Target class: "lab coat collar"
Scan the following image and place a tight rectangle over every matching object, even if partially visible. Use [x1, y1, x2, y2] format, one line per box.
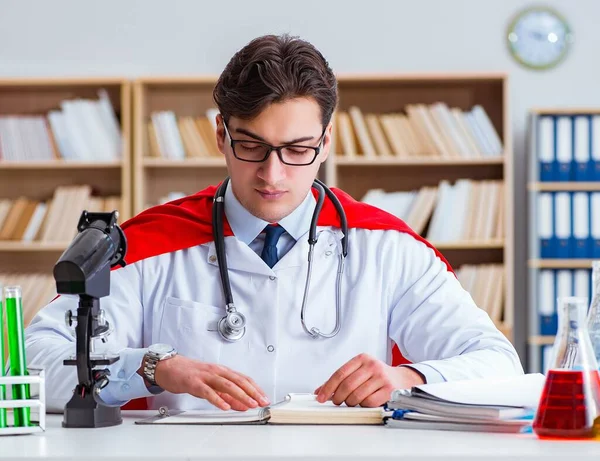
[224, 181, 316, 244]
[206, 227, 345, 274]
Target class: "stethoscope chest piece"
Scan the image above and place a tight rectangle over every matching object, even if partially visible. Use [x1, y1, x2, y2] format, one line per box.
[218, 310, 246, 342]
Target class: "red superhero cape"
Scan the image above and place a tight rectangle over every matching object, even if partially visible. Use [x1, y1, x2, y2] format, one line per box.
[118, 184, 454, 409]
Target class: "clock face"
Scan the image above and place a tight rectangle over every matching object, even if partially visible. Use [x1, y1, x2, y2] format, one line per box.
[507, 7, 573, 70]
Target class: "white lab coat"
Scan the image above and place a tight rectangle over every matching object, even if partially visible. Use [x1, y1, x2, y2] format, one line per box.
[26, 217, 523, 412]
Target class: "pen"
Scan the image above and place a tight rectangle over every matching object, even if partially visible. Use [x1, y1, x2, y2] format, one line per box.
[5, 286, 30, 427]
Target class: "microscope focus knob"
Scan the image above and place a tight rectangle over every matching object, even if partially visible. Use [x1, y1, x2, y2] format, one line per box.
[65, 310, 77, 328]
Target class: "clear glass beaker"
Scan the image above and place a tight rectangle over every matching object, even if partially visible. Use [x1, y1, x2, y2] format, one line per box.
[587, 261, 600, 366]
[533, 297, 600, 438]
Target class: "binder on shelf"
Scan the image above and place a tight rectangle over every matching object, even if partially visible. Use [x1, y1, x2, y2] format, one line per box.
[591, 192, 600, 258]
[572, 192, 590, 258]
[537, 192, 554, 258]
[592, 115, 600, 181]
[555, 115, 572, 182]
[537, 115, 555, 181]
[554, 192, 571, 259]
[574, 269, 591, 304]
[573, 115, 592, 182]
[538, 270, 557, 336]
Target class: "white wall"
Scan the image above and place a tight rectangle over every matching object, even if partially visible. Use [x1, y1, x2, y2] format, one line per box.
[1, 0, 598, 363]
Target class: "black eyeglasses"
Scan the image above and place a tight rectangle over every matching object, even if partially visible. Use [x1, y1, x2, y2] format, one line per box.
[223, 122, 325, 166]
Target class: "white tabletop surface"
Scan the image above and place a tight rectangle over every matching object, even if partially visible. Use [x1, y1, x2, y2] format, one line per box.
[0, 411, 599, 461]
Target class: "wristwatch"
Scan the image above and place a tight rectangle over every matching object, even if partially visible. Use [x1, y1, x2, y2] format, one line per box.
[143, 343, 177, 394]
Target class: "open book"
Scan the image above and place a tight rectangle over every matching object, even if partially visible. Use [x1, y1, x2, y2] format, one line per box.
[136, 393, 387, 425]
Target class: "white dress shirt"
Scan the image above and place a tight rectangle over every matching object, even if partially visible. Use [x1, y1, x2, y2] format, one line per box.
[25, 182, 524, 412]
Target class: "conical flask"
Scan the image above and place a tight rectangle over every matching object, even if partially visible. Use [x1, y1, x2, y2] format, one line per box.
[533, 297, 600, 438]
[587, 261, 600, 366]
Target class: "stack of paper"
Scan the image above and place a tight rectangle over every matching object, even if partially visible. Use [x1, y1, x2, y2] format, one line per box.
[385, 374, 546, 433]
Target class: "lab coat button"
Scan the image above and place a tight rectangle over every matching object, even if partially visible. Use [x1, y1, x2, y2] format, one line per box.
[267, 345, 275, 352]
[122, 384, 130, 391]
[209, 255, 217, 263]
[325, 250, 332, 256]
[269, 276, 276, 281]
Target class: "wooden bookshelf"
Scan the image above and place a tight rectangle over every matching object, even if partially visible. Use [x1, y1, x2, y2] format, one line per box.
[131, 73, 514, 342]
[0, 77, 131, 274]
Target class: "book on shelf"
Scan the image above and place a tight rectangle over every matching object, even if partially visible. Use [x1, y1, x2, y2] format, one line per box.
[333, 103, 502, 159]
[0, 89, 122, 163]
[455, 264, 504, 324]
[384, 374, 545, 433]
[136, 393, 386, 426]
[536, 113, 600, 182]
[0, 187, 122, 243]
[147, 109, 221, 159]
[360, 179, 504, 242]
[535, 268, 592, 337]
[536, 191, 600, 259]
[0, 272, 55, 327]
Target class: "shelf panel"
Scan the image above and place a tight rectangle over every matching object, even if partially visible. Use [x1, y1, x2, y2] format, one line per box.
[528, 259, 595, 269]
[528, 335, 555, 346]
[143, 157, 225, 168]
[0, 160, 122, 170]
[0, 242, 68, 252]
[430, 240, 504, 250]
[528, 182, 600, 192]
[335, 156, 504, 166]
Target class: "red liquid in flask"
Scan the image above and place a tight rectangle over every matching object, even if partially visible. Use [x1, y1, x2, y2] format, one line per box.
[533, 369, 600, 438]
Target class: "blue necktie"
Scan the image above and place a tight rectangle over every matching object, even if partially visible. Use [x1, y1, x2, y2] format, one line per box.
[261, 224, 285, 268]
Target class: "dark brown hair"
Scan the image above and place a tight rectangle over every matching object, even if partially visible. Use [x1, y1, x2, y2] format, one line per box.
[213, 34, 338, 128]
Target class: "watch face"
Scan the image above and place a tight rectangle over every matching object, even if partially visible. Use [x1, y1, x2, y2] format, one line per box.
[149, 343, 174, 356]
[507, 7, 573, 70]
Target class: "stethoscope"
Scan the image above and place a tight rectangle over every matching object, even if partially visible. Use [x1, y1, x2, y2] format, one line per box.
[212, 177, 349, 342]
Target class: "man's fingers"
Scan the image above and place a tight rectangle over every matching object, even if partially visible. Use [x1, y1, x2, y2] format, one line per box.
[330, 367, 371, 406]
[220, 371, 270, 406]
[344, 378, 386, 407]
[238, 372, 270, 401]
[218, 392, 251, 412]
[193, 384, 231, 411]
[316, 355, 365, 403]
[209, 375, 260, 408]
[358, 386, 392, 408]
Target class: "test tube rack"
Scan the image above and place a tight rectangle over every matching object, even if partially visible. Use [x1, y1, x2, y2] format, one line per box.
[0, 367, 45, 435]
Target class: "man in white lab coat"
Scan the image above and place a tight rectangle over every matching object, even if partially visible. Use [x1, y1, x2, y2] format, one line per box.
[25, 34, 523, 413]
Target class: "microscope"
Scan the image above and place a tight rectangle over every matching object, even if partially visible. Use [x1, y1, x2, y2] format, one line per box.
[53, 210, 127, 428]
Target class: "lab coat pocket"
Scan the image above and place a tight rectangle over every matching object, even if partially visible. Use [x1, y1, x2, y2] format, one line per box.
[159, 296, 223, 364]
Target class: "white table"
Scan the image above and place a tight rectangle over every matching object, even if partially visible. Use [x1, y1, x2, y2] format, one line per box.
[1, 411, 599, 461]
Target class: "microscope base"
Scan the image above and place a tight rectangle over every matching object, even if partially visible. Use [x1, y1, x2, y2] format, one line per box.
[62, 391, 122, 428]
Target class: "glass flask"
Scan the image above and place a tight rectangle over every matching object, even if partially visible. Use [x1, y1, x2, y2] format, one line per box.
[587, 261, 600, 366]
[533, 297, 600, 438]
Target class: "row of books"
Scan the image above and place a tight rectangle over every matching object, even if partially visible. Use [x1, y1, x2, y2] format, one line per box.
[0, 89, 122, 162]
[332, 103, 503, 159]
[0, 273, 55, 328]
[537, 191, 600, 259]
[535, 268, 592, 336]
[455, 264, 504, 324]
[537, 114, 600, 182]
[148, 109, 220, 159]
[361, 179, 504, 242]
[0, 186, 121, 243]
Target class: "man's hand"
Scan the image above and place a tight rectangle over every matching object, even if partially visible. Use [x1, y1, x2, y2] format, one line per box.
[150, 355, 270, 411]
[314, 353, 425, 407]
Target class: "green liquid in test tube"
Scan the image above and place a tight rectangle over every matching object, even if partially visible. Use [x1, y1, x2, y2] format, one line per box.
[5, 286, 30, 427]
[0, 284, 7, 428]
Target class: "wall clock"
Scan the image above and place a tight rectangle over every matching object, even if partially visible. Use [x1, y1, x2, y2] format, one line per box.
[507, 6, 573, 70]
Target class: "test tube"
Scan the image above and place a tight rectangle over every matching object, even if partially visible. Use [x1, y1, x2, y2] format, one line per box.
[5, 286, 30, 427]
[0, 284, 7, 428]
